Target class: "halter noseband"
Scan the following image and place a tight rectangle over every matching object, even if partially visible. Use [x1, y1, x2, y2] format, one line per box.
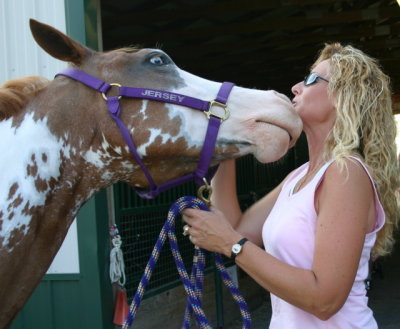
[56, 68, 235, 199]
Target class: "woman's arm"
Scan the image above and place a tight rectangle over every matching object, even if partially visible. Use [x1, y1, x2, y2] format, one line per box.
[209, 159, 286, 246]
[210, 159, 242, 228]
[183, 159, 374, 320]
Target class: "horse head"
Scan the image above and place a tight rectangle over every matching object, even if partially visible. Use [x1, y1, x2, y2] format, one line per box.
[29, 19, 302, 191]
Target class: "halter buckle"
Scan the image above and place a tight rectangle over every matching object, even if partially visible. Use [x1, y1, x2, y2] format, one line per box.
[102, 83, 122, 101]
[204, 100, 230, 121]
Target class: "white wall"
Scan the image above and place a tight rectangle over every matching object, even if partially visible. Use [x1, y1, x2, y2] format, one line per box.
[0, 0, 80, 274]
[0, 0, 67, 82]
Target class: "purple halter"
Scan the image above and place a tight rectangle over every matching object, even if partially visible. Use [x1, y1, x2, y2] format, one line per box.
[56, 68, 235, 199]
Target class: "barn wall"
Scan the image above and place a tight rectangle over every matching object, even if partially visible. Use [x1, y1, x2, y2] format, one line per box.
[0, 0, 67, 81]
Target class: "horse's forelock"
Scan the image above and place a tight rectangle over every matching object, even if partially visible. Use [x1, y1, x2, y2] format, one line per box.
[108, 46, 142, 54]
[0, 76, 50, 121]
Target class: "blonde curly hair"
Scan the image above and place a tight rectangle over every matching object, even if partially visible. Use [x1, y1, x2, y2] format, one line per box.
[312, 43, 399, 258]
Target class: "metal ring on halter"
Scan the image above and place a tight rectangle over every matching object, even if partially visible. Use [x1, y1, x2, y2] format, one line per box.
[197, 178, 213, 207]
[204, 100, 230, 121]
[102, 83, 122, 101]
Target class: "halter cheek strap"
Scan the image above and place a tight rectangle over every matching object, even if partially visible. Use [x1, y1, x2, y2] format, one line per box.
[56, 68, 235, 199]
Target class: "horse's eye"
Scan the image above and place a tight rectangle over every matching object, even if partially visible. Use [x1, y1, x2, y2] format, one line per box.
[149, 55, 168, 65]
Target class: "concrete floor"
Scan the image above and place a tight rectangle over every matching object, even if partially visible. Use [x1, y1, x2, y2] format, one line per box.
[226, 235, 400, 329]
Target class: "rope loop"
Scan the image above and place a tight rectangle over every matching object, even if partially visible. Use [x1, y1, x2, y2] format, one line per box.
[122, 196, 252, 329]
[110, 231, 126, 287]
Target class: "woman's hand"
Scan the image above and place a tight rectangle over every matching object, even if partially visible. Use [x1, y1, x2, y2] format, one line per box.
[181, 207, 243, 257]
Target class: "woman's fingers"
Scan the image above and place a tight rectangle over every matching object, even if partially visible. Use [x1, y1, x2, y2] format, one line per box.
[181, 209, 207, 227]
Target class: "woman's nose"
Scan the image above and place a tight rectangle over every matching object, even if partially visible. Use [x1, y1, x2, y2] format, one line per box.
[291, 81, 302, 95]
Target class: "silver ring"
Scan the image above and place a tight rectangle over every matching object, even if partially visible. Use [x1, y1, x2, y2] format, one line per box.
[183, 225, 190, 236]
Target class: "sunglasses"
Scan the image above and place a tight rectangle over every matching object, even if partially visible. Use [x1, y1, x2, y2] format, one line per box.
[304, 72, 329, 86]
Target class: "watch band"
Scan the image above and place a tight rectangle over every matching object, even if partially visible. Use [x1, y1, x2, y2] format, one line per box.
[230, 237, 249, 260]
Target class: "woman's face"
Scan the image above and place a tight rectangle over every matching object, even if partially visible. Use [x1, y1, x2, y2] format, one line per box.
[291, 59, 336, 130]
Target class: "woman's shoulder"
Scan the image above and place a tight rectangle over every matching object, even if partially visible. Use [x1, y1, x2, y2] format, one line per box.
[317, 155, 384, 233]
[322, 156, 371, 188]
[317, 156, 375, 211]
[324, 156, 373, 184]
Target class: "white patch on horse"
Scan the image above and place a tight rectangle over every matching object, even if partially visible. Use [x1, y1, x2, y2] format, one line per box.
[136, 128, 179, 156]
[82, 134, 123, 168]
[101, 171, 111, 180]
[121, 161, 135, 170]
[0, 112, 67, 250]
[113, 146, 123, 155]
[168, 69, 222, 148]
[139, 100, 149, 120]
[83, 148, 106, 168]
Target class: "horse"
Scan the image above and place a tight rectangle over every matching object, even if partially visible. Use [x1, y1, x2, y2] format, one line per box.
[0, 19, 302, 328]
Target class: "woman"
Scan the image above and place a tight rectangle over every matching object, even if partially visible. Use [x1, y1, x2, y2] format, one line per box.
[182, 43, 399, 328]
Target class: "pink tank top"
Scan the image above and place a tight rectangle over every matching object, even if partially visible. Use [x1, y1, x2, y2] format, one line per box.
[262, 157, 385, 329]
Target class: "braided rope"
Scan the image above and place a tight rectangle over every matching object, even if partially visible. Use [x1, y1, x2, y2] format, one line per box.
[168, 198, 211, 328]
[182, 246, 206, 328]
[122, 196, 252, 329]
[214, 253, 252, 328]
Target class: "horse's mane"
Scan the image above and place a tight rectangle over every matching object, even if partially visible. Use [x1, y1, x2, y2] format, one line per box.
[0, 76, 50, 121]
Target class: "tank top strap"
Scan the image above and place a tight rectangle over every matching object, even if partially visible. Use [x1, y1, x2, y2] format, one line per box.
[313, 159, 335, 187]
[284, 162, 309, 188]
[347, 156, 385, 232]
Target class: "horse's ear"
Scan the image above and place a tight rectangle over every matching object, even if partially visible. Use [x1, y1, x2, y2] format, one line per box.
[29, 19, 91, 65]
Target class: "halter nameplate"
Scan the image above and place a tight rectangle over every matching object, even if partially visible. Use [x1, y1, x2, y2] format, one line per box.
[140, 89, 186, 103]
[55, 67, 235, 198]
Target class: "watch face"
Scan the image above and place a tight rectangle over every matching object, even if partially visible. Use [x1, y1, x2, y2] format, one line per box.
[232, 244, 241, 254]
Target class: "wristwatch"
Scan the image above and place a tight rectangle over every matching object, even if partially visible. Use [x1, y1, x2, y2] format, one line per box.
[230, 237, 249, 260]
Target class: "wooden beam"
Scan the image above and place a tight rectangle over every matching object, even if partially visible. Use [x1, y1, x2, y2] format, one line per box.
[102, 6, 400, 45]
[102, 1, 282, 30]
[147, 24, 400, 65]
